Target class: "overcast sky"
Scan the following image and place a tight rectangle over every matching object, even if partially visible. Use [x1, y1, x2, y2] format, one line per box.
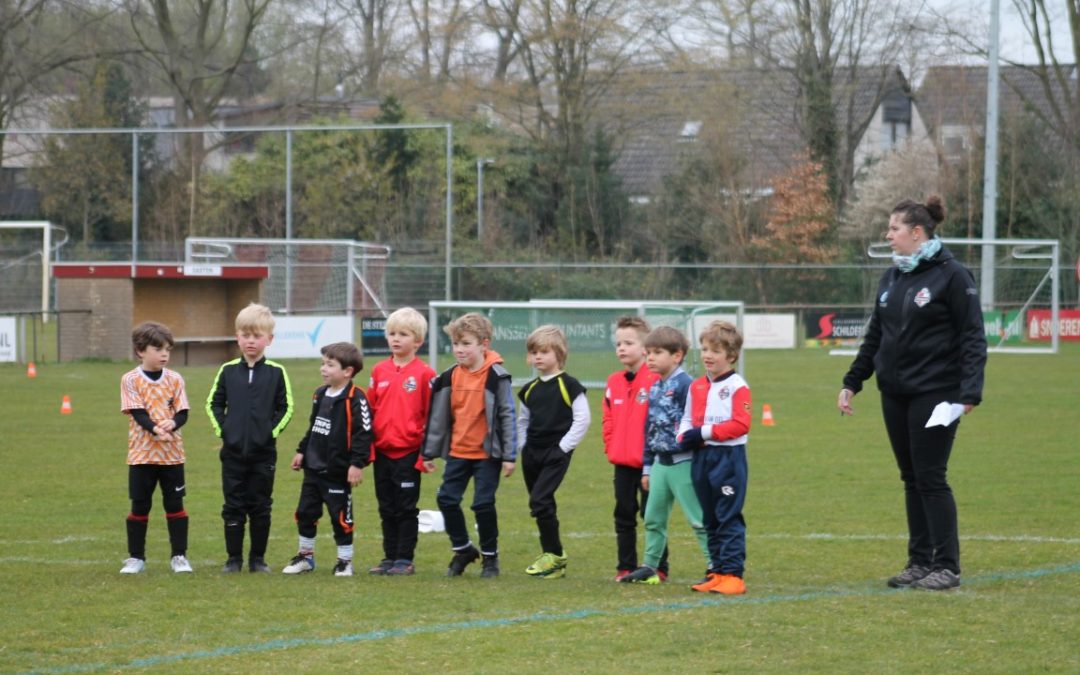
[930, 0, 1074, 63]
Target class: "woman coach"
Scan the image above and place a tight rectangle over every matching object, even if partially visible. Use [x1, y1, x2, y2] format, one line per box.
[837, 195, 987, 591]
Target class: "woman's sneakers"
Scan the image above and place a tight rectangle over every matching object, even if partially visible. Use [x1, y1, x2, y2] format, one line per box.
[911, 568, 960, 591]
[119, 558, 146, 574]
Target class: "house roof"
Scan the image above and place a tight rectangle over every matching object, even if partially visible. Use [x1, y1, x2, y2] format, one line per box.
[917, 64, 1078, 133]
[595, 65, 910, 196]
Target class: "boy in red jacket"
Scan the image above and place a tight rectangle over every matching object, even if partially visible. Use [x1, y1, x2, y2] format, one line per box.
[602, 316, 664, 581]
[365, 307, 436, 576]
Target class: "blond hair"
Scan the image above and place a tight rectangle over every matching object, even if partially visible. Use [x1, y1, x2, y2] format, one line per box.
[526, 324, 569, 368]
[699, 320, 743, 363]
[445, 312, 493, 343]
[386, 307, 428, 343]
[235, 302, 275, 334]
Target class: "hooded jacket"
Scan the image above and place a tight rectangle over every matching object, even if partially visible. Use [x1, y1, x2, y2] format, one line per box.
[843, 245, 987, 405]
[421, 351, 517, 462]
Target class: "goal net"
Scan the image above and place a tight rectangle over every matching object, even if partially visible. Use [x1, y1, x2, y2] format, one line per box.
[0, 222, 63, 315]
[428, 299, 745, 387]
[185, 237, 392, 316]
[838, 237, 1060, 355]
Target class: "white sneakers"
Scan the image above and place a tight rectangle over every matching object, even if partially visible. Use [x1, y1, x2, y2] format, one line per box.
[282, 554, 315, 574]
[333, 560, 354, 577]
[120, 556, 194, 574]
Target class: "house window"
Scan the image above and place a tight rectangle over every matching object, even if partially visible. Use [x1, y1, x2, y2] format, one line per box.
[679, 120, 702, 142]
[940, 125, 970, 161]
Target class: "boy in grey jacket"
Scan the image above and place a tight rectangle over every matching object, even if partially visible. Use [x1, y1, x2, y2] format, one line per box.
[422, 313, 517, 578]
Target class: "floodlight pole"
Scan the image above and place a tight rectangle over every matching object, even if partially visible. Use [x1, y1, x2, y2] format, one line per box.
[285, 129, 293, 314]
[131, 133, 139, 275]
[980, 0, 1001, 310]
[445, 125, 454, 301]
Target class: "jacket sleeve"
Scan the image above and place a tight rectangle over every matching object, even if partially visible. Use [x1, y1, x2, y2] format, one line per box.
[365, 368, 382, 413]
[495, 374, 518, 461]
[421, 373, 449, 460]
[205, 363, 228, 437]
[843, 306, 882, 394]
[707, 386, 752, 442]
[601, 382, 614, 450]
[350, 391, 375, 468]
[270, 367, 294, 439]
[294, 393, 320, 466]
[949, 266, 988, 405]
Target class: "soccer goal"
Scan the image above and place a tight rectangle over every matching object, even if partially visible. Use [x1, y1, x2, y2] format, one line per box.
[835, 237, 1061, 356]
[185, 237, 392, 317]
[0, 221, 67, 318]
[428, 299, 745, 387]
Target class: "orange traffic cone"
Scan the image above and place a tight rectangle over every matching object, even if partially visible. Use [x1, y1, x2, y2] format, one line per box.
[27, 362, 37, 378]
[60, 395, 73, 415]
[761, 404, 775, 426]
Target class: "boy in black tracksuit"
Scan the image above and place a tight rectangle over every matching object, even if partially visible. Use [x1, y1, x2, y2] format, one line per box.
[283, 342, 373, 577]
[206, 303, 294, 573]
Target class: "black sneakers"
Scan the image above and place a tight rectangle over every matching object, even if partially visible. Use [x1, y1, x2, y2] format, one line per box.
[221, 557, 243, 574]
[248, 557, 271, 574]
[446, 544, 480, 576]
[886, 564, 931, 588]
[480, 554, 500, 578]
[911, 569, 961, 591]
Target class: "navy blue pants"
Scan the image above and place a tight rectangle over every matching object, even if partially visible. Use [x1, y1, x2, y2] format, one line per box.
[880, 389, 961, 574]
[436, 457, 502, 554]
[691, 445, 747, 577]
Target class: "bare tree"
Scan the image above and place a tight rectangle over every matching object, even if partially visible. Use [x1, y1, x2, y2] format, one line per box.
[405, 0, 469, 84]
[1011, 0, 1079, 151]
[334, 0, 401, 94]
[480, 0, 524, 83]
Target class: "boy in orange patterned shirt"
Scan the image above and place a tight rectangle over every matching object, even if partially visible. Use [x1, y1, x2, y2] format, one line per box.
[119, 322, 192, 574]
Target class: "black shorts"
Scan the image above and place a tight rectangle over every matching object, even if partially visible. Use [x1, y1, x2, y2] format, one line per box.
[128, 464, 186, 512]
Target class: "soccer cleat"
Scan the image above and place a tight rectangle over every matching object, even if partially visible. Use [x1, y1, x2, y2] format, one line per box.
[656, 569, 668, 583]
[708, 574, 746, 595]
[333, 560, 354, 577]
[614, 569, 632, 582]
[525, 552, 568, 578]
[691, 572, 724, 592]
[620, 565, 660, 584]
[170, 555, 193, 573]
[368, 559, 393, 575]
[248, 557, 271, 574]
[910, 568, 960, 591]
[221, 557, 243, 574]
[386, 561, 415, 576]
[120, 558, 146, 574]
[480, 554, 500, 578]
[446, 544, 480, 577]
[887, 564, 932, 588]
[282, 554, 315, 574]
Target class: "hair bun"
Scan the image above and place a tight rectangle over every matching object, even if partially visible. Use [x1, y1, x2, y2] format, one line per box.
[924, 195, 945, 223]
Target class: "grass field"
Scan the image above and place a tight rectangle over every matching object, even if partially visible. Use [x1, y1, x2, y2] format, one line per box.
[2, 346, 1079, 673]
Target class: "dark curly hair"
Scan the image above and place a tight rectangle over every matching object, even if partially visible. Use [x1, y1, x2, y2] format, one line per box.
[892, 195, 946, 238]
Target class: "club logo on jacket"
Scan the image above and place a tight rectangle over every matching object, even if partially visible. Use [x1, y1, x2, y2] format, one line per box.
[403, 376, 417, 393]
[717, 387, 730, 400]
[635, 389, 649, 404]
[914, 287, 932, 308]
[879, 290, 889, 306]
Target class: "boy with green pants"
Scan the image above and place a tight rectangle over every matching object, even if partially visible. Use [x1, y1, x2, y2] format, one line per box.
[621, 326, 710, 584]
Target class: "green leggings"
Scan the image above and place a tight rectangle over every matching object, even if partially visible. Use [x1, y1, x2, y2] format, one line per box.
[643, 461, 711, 570]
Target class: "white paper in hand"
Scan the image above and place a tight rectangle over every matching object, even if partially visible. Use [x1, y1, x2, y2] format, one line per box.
[925, 402, 965, 428]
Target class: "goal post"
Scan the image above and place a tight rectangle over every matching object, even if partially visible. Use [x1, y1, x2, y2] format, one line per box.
[835, 237, 1060, 356]
[428, 299, 746, 387]
[0, 221, 61, 320]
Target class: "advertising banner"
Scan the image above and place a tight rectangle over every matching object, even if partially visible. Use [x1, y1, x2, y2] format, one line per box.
[265, 316, 354, 359]
[804, 312, 866, 347]
[982, 310, 1024, 343]
[0, 317, 16, 362]
[1026, 309, 1080, 341]
[361, 317, 392, 356]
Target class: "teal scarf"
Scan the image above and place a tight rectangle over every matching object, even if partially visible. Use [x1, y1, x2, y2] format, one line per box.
[893, 237, 942, 273]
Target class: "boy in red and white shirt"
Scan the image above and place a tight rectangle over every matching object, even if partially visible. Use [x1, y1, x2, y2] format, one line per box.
[678, 320, 751, 595]
[119, 321, 191, 575]
[365, 307, 436, 576]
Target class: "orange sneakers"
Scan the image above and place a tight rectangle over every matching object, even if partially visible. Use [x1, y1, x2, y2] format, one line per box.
[691, 573, 724, 592]
[709, 574, 746, 595]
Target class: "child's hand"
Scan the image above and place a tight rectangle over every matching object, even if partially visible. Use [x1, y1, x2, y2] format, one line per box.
[678, 427, 704, 450]
[421, 460, 438, 474]
[152, 425, 174, 442]
[158, 418, 177, 432]
[290, 452, 304, 471]
[502, 461, 516, 478]
[641, 475, 650, 491]
[347, 466, 363, 487]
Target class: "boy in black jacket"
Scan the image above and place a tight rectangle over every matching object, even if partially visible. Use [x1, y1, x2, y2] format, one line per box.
[206, 303, 294, 573]
[283, 342, 373, 576]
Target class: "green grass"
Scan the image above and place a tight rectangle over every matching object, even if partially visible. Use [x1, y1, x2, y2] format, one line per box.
[2, 346, 1079, 673]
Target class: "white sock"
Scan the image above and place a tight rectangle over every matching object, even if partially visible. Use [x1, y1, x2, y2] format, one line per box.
[298, 536, 316, 555]
[337, 544, 353, 562]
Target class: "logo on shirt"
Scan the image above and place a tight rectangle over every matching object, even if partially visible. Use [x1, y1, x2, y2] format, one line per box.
[717, 387, 730, 400]
[635, 389, 649, 404]
[312, 416, 332, 436]
[403, 376, 417, 393]
[879, 290, 889, 306]
[721, 485, 736, 496]
[914, 287, 932, 308]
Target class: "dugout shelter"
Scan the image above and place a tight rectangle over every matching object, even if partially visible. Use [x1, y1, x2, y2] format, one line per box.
[53, 263, 267, 364]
